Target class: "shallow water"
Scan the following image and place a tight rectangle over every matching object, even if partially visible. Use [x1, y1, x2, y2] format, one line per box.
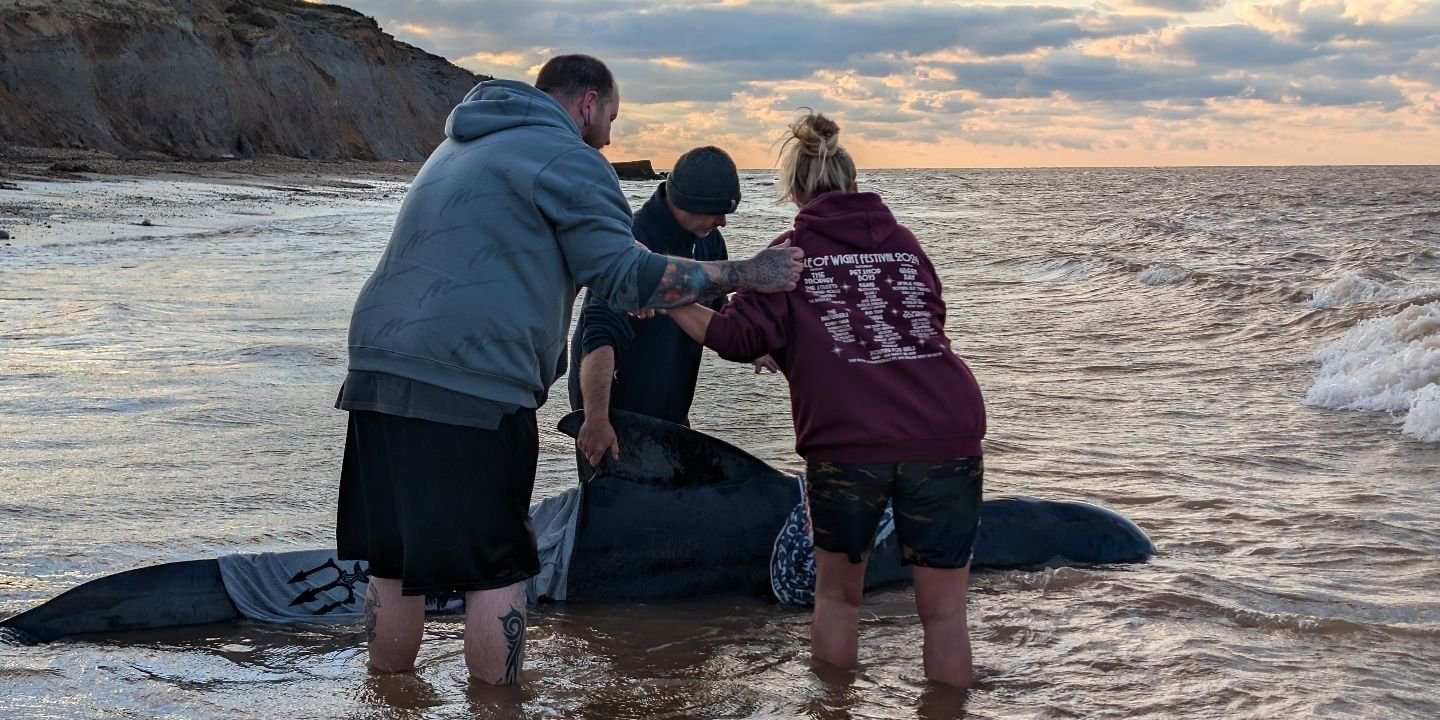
[2, 167, 1439, 718]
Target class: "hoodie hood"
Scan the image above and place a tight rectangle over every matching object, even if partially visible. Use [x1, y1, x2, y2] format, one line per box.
[445, 79, 580, 143]
[793, 191, 898, 251]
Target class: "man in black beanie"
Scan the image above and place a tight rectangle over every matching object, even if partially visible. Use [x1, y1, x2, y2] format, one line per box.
[569, 146, 772, 471]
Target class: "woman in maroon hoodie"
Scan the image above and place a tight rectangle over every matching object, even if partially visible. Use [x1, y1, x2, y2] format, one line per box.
[667, 113, 987, 687]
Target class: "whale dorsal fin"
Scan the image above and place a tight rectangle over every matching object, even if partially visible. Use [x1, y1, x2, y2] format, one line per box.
[558, 409, 791, 488]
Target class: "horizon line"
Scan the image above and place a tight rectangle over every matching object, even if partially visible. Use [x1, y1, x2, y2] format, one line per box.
[663, 163, 1440, 173]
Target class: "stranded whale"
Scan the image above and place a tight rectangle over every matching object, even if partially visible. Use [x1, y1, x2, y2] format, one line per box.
[1, 410, 1154, 643]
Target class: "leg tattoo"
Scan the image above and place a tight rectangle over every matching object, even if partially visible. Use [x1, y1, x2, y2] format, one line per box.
[362, 584, 381, 644]
[499, 598, 526, 684]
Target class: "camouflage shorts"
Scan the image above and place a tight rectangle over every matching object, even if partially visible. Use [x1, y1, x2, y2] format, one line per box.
[805, 456, 983, 568]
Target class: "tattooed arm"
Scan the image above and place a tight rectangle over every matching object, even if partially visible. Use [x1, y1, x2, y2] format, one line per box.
[641, 245, 804, 309]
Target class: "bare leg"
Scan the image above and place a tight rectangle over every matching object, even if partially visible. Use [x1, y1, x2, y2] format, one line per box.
[463, 582, 527, 685]
[364, 577, 426, 674]
[811, 548, 868, 670]
[912, 565, 973, 687]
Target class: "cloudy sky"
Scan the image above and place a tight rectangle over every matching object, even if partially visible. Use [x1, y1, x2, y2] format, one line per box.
[331, 0, 1439, 168]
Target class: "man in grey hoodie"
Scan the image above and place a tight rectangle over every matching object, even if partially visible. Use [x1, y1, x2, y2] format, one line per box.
[333, 54, 803, 686]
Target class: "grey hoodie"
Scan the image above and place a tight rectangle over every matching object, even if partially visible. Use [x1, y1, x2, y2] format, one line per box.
[346, 80, 665, 408]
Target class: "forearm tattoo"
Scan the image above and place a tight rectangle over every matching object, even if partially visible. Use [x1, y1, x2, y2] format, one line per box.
[499, 599, 526, 685]
[646, 259, 726, 308]
[646, 248, 796, 308]
[362, 585, 380, 644]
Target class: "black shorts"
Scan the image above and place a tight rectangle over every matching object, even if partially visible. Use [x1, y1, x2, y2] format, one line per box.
[806, 456, 983, 568]
[336, 409, 540, 595]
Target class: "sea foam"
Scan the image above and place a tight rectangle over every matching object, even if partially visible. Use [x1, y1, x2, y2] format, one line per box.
[1306, 301, 1440, 442]
[1306, 273, 1440, 309]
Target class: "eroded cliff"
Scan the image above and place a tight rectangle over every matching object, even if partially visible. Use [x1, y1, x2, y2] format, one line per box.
[0, 0, 487, 160]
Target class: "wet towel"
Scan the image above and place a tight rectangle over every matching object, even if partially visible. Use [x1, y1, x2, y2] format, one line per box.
[216, 549, 393, 623]
[770, 474, 896, 606]
[216, 489, 583, 623]
[526, 485, 583, 602]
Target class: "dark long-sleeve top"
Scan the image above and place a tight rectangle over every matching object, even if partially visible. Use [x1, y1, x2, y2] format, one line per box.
[567, 182, 728, 426]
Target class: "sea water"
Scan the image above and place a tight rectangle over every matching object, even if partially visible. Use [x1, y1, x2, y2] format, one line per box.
[2, 166, 1438, 718]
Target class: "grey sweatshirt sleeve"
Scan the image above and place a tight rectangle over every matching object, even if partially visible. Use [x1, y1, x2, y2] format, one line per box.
[534, 147, 668, 313]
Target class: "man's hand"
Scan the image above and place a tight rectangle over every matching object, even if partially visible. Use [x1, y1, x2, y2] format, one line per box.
[578, 415, 620, 467]
[741, 245, 804, 293]
[643, 245, 804, 308]
[752, 355, 780, 374]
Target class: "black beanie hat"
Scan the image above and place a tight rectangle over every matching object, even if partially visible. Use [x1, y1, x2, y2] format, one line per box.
[667, 146, 741, 215]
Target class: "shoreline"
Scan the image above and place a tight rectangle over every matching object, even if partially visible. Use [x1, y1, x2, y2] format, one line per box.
[0, 146, 423, 184]
[0, 147, 417, 247]
[0, 146, 674, 246]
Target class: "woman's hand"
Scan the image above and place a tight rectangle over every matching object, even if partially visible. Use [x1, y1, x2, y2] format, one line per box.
[752, 355, 780, 374]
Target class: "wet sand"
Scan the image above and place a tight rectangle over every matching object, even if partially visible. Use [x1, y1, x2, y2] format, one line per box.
[0, 147, 419, 247]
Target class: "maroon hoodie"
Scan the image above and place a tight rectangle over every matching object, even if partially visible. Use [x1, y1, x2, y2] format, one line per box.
[704, 191, 986, 464]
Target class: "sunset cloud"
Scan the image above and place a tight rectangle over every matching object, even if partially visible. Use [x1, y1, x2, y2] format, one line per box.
[329, 0, 1440, 167]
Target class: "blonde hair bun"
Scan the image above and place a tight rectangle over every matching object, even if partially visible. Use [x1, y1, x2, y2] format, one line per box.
[790, 113, 842, 157]
[777, 110, 856, 206]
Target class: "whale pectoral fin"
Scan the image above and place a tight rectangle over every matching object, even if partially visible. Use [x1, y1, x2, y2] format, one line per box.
[973, 497, 1156, 569]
